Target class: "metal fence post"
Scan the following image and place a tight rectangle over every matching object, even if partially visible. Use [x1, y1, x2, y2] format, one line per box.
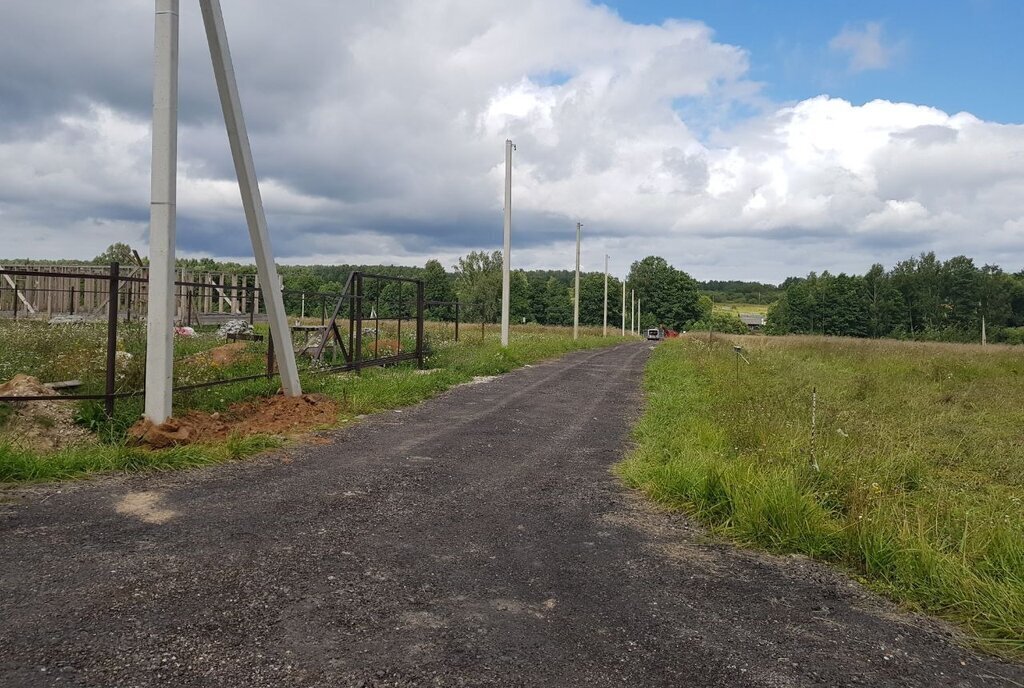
[396, 286, 403, 352]
[354, 273, 363, 373]
[12, 282, 18, 320]
[70, 286, 75, 315]
[266, 331, 275, 379]
[105, 263, 121, 417]
[455, 302, 460, 342]
[348, 274, 356, 364]
[416, 279, 425, 369]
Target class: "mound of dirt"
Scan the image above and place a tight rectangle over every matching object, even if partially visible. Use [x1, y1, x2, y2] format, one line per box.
[0, 374, 52, 397]
[128, 393, 339, 449]
[184, 342, 253, 368]
[0, 375, 95, 453]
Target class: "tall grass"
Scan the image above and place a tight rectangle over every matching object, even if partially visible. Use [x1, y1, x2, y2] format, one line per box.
[0, 324, 628, 483]
[619, 335, 1024, 656]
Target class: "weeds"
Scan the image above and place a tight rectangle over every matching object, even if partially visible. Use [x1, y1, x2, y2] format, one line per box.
[620, 335, 1024, 656]
[1, 324, 625, 483]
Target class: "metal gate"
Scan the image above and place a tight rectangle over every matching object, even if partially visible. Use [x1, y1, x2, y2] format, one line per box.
[310, 271, 425, 372]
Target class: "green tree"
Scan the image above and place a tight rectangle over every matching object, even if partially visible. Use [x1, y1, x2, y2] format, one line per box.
[575, 273, 624, 327]
[697, 294, 714, 321]
[423, 259, 455, 320]
[864, 264, 905, 337]
[542, 277, 572, 325]
[626, 256, 702, 331]
[510, 270, 532, 323]
[940, 255, 981, 332]
[93, 242, 135, 265]
[454, 250, 502, 323]
[423, 259, 454, 303]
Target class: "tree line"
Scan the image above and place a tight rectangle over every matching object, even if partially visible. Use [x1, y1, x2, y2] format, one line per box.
[275, 251, 723, 330]
[7, 242, 748, 330]
[767, 252, 1024, 344]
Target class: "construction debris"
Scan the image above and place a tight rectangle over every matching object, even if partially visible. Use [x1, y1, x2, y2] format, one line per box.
[216, 319, 254, 339]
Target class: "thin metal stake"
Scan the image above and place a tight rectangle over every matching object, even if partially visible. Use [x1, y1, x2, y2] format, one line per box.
[104, 263, 121, 417]
[810, 386, 819, 472]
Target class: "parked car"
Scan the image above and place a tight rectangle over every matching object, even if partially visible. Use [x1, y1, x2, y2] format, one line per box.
[646, 327, 663, 341]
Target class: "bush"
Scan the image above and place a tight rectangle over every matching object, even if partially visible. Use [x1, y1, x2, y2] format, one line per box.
[689, 311, 747, 335]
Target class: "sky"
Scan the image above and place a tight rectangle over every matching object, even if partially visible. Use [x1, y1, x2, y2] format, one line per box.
[0, 1, 1022, 283]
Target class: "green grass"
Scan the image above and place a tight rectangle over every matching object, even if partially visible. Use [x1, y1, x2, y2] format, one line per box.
[619, 334, 1024, 656]
[0, 435, 284, 483]
[0, 324, 627, 483]
[713, 302, 770, 316]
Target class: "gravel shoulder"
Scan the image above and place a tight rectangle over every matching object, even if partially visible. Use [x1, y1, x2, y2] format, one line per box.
[1, 342, 1022, 687]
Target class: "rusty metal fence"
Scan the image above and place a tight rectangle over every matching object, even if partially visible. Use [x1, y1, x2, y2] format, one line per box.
[0, 265, 458, 417]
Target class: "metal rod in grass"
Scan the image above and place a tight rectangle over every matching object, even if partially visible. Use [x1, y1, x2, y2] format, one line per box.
[732, 345, 749, 381]
[810, 386, 819, 472]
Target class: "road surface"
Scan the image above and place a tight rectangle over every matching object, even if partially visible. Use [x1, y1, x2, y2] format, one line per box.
[1, 342, 1021, 686]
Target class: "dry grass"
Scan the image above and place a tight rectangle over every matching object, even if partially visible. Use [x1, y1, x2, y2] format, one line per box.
[620, 333, 1024, 656]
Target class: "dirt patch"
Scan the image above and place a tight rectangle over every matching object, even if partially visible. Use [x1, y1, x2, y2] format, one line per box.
[114, 491, 178, 524]
[128, 393, 339, 449]
[463, 375, 497, 386]
[184, 342, 253, 368]
[0, 374, 95, 453]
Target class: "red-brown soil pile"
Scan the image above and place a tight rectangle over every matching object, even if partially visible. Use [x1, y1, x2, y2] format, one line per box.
[128, 393, 339, 449]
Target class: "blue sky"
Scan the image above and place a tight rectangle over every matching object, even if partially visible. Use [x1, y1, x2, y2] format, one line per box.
[607, 0, 1023, 124]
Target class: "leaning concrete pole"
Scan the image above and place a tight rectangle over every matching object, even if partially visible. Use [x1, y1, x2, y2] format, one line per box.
[573, 222, 582, 340]
[144, 0, 180, 424]
[500, 139, 513, 347]
[602, 254, 608, 337]
[200, 0, 300, 395]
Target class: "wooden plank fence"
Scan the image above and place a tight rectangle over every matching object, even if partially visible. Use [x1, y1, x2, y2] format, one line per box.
[0, 264, 276, 322]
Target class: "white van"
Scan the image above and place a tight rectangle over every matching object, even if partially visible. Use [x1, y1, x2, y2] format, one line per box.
[646, 328, 662, 341]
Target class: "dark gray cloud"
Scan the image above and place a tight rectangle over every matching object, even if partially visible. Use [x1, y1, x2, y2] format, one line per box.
[0, 2, 1022, 281]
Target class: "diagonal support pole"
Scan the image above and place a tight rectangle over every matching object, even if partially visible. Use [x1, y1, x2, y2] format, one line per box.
[200, 0, 300, 396]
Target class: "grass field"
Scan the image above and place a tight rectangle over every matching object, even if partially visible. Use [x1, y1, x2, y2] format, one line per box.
[712, 302, 771, 316]
[0, 320, 628, 483]
[620, 334, 1024, 656]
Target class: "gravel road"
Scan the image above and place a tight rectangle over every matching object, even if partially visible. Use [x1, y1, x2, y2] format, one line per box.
[1, 342, 1021, 687]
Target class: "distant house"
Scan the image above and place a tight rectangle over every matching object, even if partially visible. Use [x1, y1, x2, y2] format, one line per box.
[739, 313, 764, 332]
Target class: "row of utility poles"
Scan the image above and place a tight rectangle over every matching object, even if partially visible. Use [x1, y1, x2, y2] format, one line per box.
[501, 139, 643, 345]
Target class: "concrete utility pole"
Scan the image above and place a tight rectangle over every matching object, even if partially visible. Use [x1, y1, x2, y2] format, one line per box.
[638, 298, 641, 334]
[501, 139, 514, 347]
[144, 0, 180, 424]
[200, 0, 301, 397]
[621, 280, 626, 336]
[573, 222, 582, 340]
[603, 254, 608, 337]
